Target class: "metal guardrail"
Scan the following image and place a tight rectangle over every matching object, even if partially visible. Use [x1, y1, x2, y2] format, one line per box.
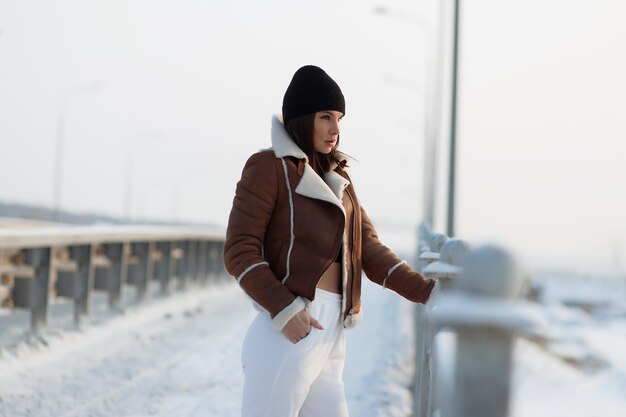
[412, 223, 547, 417]
[0, 225, 226, 333]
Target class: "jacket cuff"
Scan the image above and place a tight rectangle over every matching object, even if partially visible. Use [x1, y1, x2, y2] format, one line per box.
[386, 261, 436, 304]
[271, 296, 307, 331]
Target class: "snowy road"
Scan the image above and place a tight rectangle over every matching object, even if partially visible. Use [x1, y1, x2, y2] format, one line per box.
[0, 279, 416, 417]
[0, 283, 254, 417]
[2, 276, 625, 417]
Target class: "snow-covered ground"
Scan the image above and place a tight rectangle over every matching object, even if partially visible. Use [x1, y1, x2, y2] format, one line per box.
[0, 277, 417, 417]
[1, 273, 625, 417]
[512, 275, 626, 417]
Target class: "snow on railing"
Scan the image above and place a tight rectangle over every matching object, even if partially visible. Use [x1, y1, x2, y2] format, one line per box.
[412, 223, 548, 417]
[0, 225, 226, 333]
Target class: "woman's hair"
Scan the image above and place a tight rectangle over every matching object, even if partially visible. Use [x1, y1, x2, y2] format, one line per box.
[284, 113, 345, 175]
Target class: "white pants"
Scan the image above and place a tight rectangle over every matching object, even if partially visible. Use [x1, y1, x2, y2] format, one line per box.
[241, 288, 349, 417]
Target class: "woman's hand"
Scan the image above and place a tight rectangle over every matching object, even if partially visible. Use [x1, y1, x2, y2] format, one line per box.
[282, 309, 324, 344]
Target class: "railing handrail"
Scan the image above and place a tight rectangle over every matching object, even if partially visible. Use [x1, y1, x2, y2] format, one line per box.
[412, 222, 548, 417]
[0, 224, 225, 249]
[0, 224, 227, 333]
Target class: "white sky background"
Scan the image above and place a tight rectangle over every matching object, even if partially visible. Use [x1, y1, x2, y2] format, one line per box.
[0, 0, 624, 275]
[454, 1, 626, 275]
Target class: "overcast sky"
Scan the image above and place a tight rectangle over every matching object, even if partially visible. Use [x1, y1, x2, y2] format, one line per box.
[0, 0, 624, 276]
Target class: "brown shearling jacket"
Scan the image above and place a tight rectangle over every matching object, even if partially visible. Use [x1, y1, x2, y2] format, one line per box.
[223, 115, 435, 330]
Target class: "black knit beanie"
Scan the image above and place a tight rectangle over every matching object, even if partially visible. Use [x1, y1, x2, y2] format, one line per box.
[282, 65, 345, 124]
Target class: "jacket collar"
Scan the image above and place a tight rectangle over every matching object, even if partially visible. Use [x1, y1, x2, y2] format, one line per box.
[270, 114, 350, 214]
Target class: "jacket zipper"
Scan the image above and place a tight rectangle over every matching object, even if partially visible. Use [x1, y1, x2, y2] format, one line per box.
[345, 187, 358, 319]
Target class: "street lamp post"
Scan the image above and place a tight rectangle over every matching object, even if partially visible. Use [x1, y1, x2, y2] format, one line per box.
[124, 146, 135, 221]
[375, 1, 462, 238]
[447, 0, 461, 238]
[373, 5, 445, 230]
[53, 81, 100, 222]
[123, 133, 162, 222]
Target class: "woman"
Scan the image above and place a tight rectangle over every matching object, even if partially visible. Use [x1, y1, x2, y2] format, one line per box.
[223, 65, 435, 417]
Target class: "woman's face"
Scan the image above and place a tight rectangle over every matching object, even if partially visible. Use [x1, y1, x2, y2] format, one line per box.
[313, 110, 343, 154]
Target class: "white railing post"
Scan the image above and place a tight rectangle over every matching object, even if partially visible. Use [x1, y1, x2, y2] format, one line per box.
[24, 247, 52, 333]
[432, 245, 545, 417]
[412, 223, 441, 417]
[414, 225, 472, 417]
[416, 235, 469, 417]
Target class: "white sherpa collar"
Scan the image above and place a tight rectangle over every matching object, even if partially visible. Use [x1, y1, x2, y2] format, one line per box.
[270, 114, 350, 213]
[271, 114, 308, 160]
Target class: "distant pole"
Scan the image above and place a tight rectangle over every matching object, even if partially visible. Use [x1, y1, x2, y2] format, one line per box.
[123, 147, 135, 221]
[124, 132, 162, 222]
[53, 104, 67, 222]
[447, 0, 461, 237]
[424, 0, 447, 230]
[422, 8, 435, 230]
[171, 179, 180, 222]
[372, 4, 438, 231]
[53, 81, 100, 222]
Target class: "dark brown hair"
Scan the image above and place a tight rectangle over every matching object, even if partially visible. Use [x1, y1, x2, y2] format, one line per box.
[284, 113, 346, 175]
